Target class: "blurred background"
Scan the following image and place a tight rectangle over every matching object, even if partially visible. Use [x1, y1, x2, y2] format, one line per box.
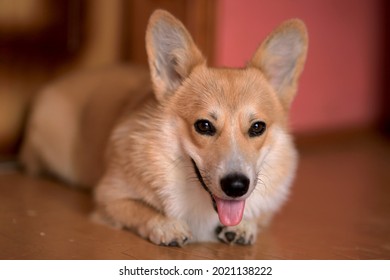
[0, 0, 389, 157]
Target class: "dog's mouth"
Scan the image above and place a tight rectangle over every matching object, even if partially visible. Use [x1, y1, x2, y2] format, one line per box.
[191, 159, 246, 226]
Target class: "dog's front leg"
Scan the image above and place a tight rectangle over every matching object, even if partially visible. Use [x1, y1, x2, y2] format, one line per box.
[216, 212, 274, 245]
[216, 219, 258, 245]
[96, 199, 192, 247]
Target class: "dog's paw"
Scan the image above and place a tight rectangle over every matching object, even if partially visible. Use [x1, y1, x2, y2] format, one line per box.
[141, 216, 192, 247]
[216, 221, 257, 245]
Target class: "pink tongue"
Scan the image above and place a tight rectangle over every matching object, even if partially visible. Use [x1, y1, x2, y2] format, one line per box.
[214, 197, 246, 226]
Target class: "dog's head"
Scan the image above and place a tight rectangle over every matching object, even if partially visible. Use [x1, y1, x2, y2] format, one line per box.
[146, 10, 308, 226]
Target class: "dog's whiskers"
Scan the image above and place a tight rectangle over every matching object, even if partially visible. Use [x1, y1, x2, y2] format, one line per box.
[255, 161, 271, 191]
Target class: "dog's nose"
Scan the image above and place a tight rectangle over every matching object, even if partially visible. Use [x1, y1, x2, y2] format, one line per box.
[220, 173, 250, 198]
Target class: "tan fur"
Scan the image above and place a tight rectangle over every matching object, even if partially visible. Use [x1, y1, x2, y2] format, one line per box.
[20, 10, 308, 246]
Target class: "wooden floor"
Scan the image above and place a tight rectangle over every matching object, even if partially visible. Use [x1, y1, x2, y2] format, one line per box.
[1, 131, 389, 260]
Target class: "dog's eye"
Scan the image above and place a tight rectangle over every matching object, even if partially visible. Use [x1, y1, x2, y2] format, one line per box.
[194, 119, 216, 136]
[248, 121, 266, 137]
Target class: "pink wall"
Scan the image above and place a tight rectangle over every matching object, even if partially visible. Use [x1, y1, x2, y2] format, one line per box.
[214, 0, 383, 133]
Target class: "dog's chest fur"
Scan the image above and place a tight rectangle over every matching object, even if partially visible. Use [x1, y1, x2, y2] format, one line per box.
[160, 156, 221, 242]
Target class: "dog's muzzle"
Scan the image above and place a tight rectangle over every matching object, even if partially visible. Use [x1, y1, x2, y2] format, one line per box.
[191, 158, 217, 212]
[191, 158, 248, 226]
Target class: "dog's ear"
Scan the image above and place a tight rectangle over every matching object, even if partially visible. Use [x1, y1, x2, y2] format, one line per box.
[146, 10, 205, 102]
[249, 19, 308, 110]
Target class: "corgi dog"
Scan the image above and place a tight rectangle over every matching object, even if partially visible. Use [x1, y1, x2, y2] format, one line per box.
[20, 10, 308, 246]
